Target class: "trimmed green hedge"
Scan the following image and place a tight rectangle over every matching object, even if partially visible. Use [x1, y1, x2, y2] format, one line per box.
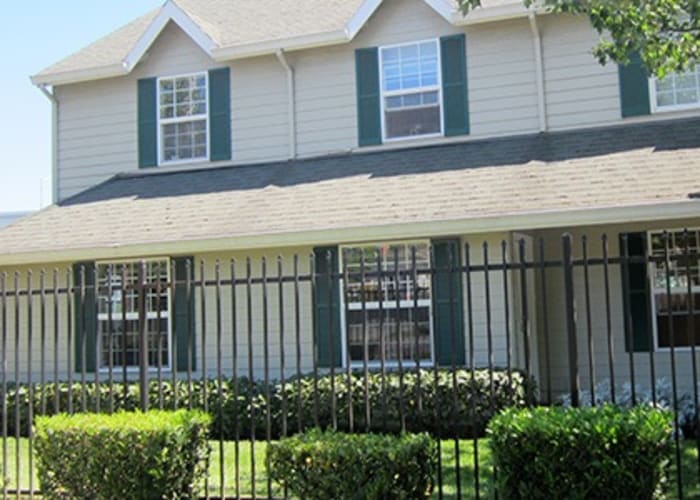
[4, 368, 534, 439]
[34, 410, 211, 500]
[488, 405, 673, 499]
[268, 429, 436, 499]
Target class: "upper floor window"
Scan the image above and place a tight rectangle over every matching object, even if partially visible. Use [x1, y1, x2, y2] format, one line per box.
[380, 40, 442, 141]
[158, 73, 208, 164]
[651, 66, 700, 112]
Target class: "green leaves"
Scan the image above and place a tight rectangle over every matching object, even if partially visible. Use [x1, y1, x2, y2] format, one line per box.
[456, 0, 700, 78]
[488, 405, 674, 499]
[267, 430, 437, 500]
[34, 410, 211, 500]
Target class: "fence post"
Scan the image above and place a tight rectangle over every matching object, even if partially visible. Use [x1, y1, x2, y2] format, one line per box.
[138, 260, 149, 412]
[562, 234, 580, 407]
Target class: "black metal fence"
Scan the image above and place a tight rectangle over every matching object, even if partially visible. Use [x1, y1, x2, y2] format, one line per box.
[0, 230, 699, 498]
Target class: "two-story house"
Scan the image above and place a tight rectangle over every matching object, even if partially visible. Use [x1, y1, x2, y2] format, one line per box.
[1, 0, 699, 399]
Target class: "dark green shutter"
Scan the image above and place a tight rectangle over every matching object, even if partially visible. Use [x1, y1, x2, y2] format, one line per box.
[431, 239, 466, 366]
[620, 233, 652, 352]
[314, 247, 342, 368]
[73, 262, 97, 373]
[355, 47, 382, 147]
[441, 34, 470, 136]
[173, 256, 196, 372]
[208, 67, 232, 162]
[618, 52, 651, 118]
[137, 78, 158, 168]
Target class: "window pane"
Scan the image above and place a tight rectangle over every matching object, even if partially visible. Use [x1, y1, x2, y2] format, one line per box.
[655, 66, 700, 108]
[161, 120, 207, 162]
[385, 105, 440, 138]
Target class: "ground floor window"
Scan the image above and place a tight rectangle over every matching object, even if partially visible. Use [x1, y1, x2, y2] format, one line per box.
[341, 242, 433, 365]
[650, 230, 700, 348]
[97, 259, 171, 369]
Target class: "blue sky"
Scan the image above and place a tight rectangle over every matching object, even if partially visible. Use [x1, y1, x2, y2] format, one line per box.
[0, 1, 164, 212]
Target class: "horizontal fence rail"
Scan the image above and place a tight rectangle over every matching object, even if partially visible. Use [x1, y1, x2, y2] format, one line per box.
[0, 231, 698, 498]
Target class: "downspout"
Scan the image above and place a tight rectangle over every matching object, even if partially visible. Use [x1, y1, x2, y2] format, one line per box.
[529, 12, 547, 132]
[275, 49, 297, 159]
[36, 84, 59, 205]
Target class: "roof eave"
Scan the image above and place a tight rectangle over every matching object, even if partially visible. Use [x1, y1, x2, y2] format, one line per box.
[1, 201, 698, 267]
[30, 63, 130, 87]
[211, 30, 351, 62]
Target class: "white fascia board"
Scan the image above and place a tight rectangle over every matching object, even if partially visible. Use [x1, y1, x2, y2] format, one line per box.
[212, 30, 350, 61]
[455, 2, 543, 26]
[30, 63, 129, 86]
[123, 1, 217, 72]
[346, 0, 384, 39]
[1, 202, 699, 267]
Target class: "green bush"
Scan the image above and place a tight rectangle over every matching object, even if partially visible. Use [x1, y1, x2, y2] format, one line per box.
[267, 429, 437, 499]
[5, 368, 534, 440]
[34, 409, 211, 500]
[488, 405, 673, 499]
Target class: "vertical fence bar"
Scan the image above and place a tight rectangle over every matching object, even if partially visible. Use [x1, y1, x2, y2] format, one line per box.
[155, 263, 164, 409]
[562, 234, 580, 407]
[377, 250, 387, 432]
[464, 243, 479, 499]
[262, 257, 273, 500]
[278, 256, 288, 442]
[230, 259, 241, 499]
[66, 268, 73, 415]
[483, 243, 495, 405]
[26, 272, 34, 499]
[79, 266, 87, 413]
[430, 244, 443, 500]
[619, 234, 637, 405]
[582, 236, 595, 402]
[538, 238, 552, 404]
[294, 256, 303, 434]
[92, 266, 99, 414]
[215, 261, 225, 499]
[246, 257, 256, 499]
[106, 265, 115, 413]
[170, 261, 178, 410]
[1, 272, 6, 500]
[52, 270, 60, 415]
[13, 272, 20, 500]
[683, 229, 700, 483]
[411, 246, 422, 420]
[447, 244, 461, 498]
[138, 261, 149, 412]
[120, 266, 128, 397]
[40, 271, 47, 417]
[394, 248, 406, 434]
[501, 241, 512, 387]
[342, 253, 356, 432]
[360, 251, 369, 433]
[310, 253, 319, 428]
[662, 232, 683, 499]
[518, 239, 531, 404]
[185, 259, 193, 409]
[601, 235, 616, 404]
[644, 233, 656, 405]
[326, 250, 337, 431]
[200, 259, 208, 417]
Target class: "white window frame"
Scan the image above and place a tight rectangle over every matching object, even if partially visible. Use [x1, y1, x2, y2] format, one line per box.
[648, 228, 700, 352]
[378, 39, 444, 143]
[96, 257, 172, 372]
[156, 71, 210, 166]
[648, 66, 700, 114]
[339, 240, 435, 368]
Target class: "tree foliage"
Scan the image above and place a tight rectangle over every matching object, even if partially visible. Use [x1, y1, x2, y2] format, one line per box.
[456, 0, 700, 78]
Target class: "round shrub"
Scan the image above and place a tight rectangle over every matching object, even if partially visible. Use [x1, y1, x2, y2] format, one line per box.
[34, 409, 211, 500]
[488, 405, 673, 499]
[267, 429, 437, 499]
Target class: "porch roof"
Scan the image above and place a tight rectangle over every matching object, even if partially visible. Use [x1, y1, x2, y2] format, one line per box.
[1, 117, 699, 265]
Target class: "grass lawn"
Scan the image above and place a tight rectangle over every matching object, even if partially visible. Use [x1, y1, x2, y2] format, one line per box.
[2, 437, 699, 498]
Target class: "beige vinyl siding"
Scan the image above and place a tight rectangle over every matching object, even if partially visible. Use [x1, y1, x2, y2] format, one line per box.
[540, 15, 621, 130]
[532, 217, 700, 400]
[56, 22, 289, 201]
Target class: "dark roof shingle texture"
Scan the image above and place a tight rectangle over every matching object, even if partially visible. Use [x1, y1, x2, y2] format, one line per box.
[1, 117, 699, 256]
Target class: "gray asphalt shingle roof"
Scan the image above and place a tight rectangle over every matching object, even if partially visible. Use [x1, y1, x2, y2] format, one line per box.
[1, 117, 699, 259]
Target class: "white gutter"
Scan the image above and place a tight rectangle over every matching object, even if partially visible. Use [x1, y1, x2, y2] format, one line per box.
[275, 49, 297, 159]
[529, 12, 547, 132]
[36, 84, 59, 205]
[1, 201, 698, 267]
